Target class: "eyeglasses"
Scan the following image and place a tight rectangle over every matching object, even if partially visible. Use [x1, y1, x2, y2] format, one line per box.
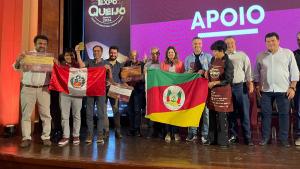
[151, 51, 160, 55]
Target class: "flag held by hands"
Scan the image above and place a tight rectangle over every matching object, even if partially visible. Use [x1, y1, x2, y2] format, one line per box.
[146, 69, 208, 127]
[49, 64, 106, 96]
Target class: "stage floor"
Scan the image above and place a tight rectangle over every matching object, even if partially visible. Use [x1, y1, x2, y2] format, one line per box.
[1, 131, 300, 169]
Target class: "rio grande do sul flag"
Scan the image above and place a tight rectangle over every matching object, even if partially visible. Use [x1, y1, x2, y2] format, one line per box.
[146, 69, 208, 127]
[49, 64, 106, 96]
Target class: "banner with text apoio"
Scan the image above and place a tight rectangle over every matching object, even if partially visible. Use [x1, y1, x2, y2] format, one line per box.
[85, 0, 130, 60]
[131, 0, 300, 65]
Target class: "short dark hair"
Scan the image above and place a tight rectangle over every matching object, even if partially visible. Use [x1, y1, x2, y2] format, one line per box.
[210, 40, 227, 52]
[192, 37, 202, 41]
[109, 46, 119, 53]
[93, 45, 103, 52]
[33, 35, 48, 44]
[265, 32, 279, 41]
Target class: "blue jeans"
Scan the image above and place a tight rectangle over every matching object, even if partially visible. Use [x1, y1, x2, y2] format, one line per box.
[260, 92, 290, 142]
[229, 83, 251, 140]
[86, 96, 106, 136]
[188, 106, 209, 137]
[294, 85, 300, 137]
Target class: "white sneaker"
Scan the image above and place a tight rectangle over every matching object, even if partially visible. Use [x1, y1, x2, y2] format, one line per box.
[58, 137, 69, 146]
[295, 138, 300, 146]
[73, 137, 80, 145]
[165, 133, 171, 142]
[174, 134, 181, 141]
[186, 135, 198, 142]
[201, 136, 208, 144]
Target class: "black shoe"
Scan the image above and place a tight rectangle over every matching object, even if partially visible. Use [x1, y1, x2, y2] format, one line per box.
[146, 132, 153, 139]
[280, 141, 291, 148]
[104, 131, 110, 140]
[219, 144, 229, 149]
[228, 136, 239, 144]
[115, 131, 123, 139]
[259, 139, 270, 146]
[245, 139, 254, 146]
[135, 130, 142, 137]
[127, 130, 135, 136]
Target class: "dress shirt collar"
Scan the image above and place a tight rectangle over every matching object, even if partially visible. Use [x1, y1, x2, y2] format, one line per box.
[265, 47, 282, 55]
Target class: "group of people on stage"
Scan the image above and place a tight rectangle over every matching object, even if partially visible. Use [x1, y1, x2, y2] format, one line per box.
[14, 31, 300, 149]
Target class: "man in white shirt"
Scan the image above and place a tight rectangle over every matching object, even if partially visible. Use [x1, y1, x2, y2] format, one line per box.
[254, 32, 299, 147]
[225, 36, 254, 146]
[14, 35, 52, 148]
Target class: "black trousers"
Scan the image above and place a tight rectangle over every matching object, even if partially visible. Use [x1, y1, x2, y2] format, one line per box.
[208, 111, 229, 146]
[128, 89, 145, 131]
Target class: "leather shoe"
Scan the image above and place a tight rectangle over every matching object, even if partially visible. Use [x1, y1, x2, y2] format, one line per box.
[219, 144, 229, 149]
[43, 139, 52, 146]
[127, 130, 135, 136]
[135, 130, 142, 137]
[20, 139, 31, 148]
[115, 131, 123, 139]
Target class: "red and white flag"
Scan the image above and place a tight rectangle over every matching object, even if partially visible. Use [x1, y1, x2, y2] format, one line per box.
[49, 64, 106, 96]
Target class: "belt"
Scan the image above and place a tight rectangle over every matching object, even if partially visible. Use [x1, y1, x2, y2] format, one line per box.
[232, 82, 244, 86]
[23, 84, 48, 88]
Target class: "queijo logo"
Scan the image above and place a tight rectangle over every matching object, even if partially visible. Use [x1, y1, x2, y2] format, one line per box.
[88, 0, 126, 28]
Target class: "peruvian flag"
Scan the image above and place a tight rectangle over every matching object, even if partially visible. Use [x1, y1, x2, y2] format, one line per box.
[49, 64, 106, 96]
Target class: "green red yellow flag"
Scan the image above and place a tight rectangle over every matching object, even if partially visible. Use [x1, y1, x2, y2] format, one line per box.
[146, 69, 208, 127]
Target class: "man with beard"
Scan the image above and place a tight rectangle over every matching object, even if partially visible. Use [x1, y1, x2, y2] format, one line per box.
[105, 46, 124, 139]
[14, 35, 52, 148]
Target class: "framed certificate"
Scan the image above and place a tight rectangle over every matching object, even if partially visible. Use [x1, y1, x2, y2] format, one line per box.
[21, 52, 54, 72]
[121, 65, 143, 82]
[107, 83, 133, 102]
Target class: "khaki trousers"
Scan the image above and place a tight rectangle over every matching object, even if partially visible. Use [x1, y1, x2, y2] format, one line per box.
[21, 86, 51, 140]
